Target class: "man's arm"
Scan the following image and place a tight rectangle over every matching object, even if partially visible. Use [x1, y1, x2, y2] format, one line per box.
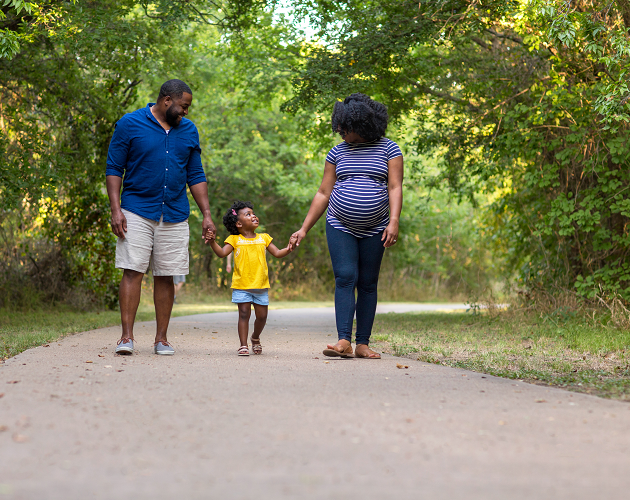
[106, 175, 127, 238]
[105, 119, 130, 239]
[187, 127, 216, 242]
[189, 182, 216, 243]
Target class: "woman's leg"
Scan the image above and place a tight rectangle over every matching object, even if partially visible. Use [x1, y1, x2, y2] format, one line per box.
[355, 231, 386, 348]
[326, 222, 359, 343]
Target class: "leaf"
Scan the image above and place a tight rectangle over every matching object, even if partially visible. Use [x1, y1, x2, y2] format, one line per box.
[12, 433, 28, 443]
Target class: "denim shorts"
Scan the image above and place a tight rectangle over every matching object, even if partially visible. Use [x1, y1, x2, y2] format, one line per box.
[232, 289, 269, 306]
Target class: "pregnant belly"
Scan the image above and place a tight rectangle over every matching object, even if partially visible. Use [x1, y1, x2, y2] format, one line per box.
[329, 181, 389, 229]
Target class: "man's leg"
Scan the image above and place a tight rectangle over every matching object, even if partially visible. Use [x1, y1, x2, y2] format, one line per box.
[154, 275, 174, 344]
[119, 269, 144, 341]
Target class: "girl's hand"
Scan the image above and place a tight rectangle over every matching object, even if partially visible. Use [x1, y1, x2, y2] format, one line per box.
[204, 230, 216, 244]
[382, 220, 399, 248]
[289, 229, 306, 250]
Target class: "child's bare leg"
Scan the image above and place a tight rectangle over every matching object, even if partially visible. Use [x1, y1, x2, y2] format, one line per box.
[237, 302, 251, 347]
[251, 304, 268, 341]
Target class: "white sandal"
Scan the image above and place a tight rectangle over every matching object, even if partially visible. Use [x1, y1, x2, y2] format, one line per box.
[237, 345, 249, 356]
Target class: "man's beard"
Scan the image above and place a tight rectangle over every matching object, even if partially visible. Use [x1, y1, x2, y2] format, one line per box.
[165, 106, 182, 127]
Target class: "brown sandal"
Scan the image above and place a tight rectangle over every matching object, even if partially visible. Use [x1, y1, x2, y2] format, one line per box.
[354, 346, 381, 359]
[323, 341, 354, 358]
[251, 337, 262, 355]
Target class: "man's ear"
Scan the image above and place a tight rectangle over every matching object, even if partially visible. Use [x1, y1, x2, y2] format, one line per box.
[163, 96, 172, 107]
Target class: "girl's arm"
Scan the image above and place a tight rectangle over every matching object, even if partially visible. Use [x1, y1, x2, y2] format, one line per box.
[289, 160, 337, 249]
[208, 240, 234, 258]
[267, 242, 292, 258]
[382, 155, 404, 248]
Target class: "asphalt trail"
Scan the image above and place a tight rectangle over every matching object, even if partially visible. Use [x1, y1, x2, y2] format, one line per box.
[1, 305, 629, 499]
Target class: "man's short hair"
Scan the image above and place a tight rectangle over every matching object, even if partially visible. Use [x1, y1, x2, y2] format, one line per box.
[157, 79, 193, 102]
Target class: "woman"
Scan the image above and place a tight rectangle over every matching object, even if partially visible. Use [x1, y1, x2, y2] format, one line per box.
[290, 93, 403, 359]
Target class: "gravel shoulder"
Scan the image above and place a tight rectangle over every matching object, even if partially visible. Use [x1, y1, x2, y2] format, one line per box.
[1, 306, 629, 499]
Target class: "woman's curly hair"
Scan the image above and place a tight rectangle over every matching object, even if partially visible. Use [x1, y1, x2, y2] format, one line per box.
[223, 200, 254, 235]
[330, 93, 389, 142]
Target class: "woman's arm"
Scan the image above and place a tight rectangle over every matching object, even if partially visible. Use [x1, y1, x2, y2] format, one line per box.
[382, 156, 404, 248]
[267, 242, 293, 258]
[289, 160, 337, 249]
[208, 240, 234, 258]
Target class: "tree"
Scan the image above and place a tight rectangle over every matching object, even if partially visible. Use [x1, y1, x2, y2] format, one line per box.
[267, 0, 630, 301]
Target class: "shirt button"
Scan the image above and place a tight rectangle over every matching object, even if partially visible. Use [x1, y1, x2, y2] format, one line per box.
[166, 151, 169, 153]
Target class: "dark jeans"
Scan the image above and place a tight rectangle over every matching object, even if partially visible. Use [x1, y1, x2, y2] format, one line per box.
[326, 222, 386, 345]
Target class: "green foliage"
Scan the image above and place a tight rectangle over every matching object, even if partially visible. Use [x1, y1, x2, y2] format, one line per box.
[0, 1, 185, 306]
[0, 0, 505, 309]
[269, 0, 630, 302]
[372, 311, 630, 400]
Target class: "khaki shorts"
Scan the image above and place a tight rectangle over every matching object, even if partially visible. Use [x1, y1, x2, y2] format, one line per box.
[115, 209, 189, 276]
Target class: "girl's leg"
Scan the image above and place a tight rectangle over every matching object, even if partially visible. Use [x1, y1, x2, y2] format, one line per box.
[355, 231, 386, 353]
[237, 302, 252, 347]
[251, 303, 268, 341]
[326, 222, 359, 345]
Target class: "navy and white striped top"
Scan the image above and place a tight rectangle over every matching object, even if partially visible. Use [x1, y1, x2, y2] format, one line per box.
[326, 138, 402, 238]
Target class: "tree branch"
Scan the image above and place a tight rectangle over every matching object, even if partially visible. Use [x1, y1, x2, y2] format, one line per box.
[406, 78, 480, 111]
[485, 28, 523, 44]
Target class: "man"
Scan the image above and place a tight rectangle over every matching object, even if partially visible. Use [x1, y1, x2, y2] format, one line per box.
[106, 79, 215, 356]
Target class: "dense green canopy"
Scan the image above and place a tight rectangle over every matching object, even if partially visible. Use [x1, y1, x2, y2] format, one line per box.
[1, 0, 629, 308]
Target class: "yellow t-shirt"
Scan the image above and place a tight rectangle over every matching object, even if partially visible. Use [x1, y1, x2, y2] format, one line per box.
[225, 233, 273, 289]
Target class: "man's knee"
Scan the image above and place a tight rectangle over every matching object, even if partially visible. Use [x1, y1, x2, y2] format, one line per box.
[238, 307, 251, 321]
[122, 269, 144, 284]
[154, 275, 174, 285]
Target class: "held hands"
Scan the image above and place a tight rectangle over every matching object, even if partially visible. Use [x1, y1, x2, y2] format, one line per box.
[202, 216, 216, 244]
[382, 220, 399, 248]
[288, 229, 306, 251]
[110, 209, 127, 239]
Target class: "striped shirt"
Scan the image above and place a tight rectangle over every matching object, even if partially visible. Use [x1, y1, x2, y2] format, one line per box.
[326, 138, 402, 238]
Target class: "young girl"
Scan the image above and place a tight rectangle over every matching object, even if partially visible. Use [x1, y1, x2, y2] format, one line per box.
[207, 201, 293, 356]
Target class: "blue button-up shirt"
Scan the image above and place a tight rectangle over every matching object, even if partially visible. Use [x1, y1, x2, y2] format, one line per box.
[105, 103, 207, 223]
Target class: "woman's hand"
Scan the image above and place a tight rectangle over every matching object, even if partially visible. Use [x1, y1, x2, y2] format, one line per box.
[382, 220, 399, 248]
[289, 228, 307, 250]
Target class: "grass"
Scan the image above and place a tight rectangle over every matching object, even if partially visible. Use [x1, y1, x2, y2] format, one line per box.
[371, 310, 630, 401]
[0, 294, 333, 360]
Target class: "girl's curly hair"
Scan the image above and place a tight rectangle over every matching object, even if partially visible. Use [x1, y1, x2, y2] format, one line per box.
[223, 200, 254, 235]
[330, 93, 389, 142]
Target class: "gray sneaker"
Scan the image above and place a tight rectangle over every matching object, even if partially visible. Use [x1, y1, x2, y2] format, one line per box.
[154, 341, 175, 355]
[115, 338, 134, 355]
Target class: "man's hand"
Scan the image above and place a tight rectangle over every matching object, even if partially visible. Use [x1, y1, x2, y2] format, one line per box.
[111, 208, 127, 239]
[202, 216, 216, 244]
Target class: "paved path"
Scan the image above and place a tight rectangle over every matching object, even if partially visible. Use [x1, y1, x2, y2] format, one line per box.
[1, 305, 629, 499]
